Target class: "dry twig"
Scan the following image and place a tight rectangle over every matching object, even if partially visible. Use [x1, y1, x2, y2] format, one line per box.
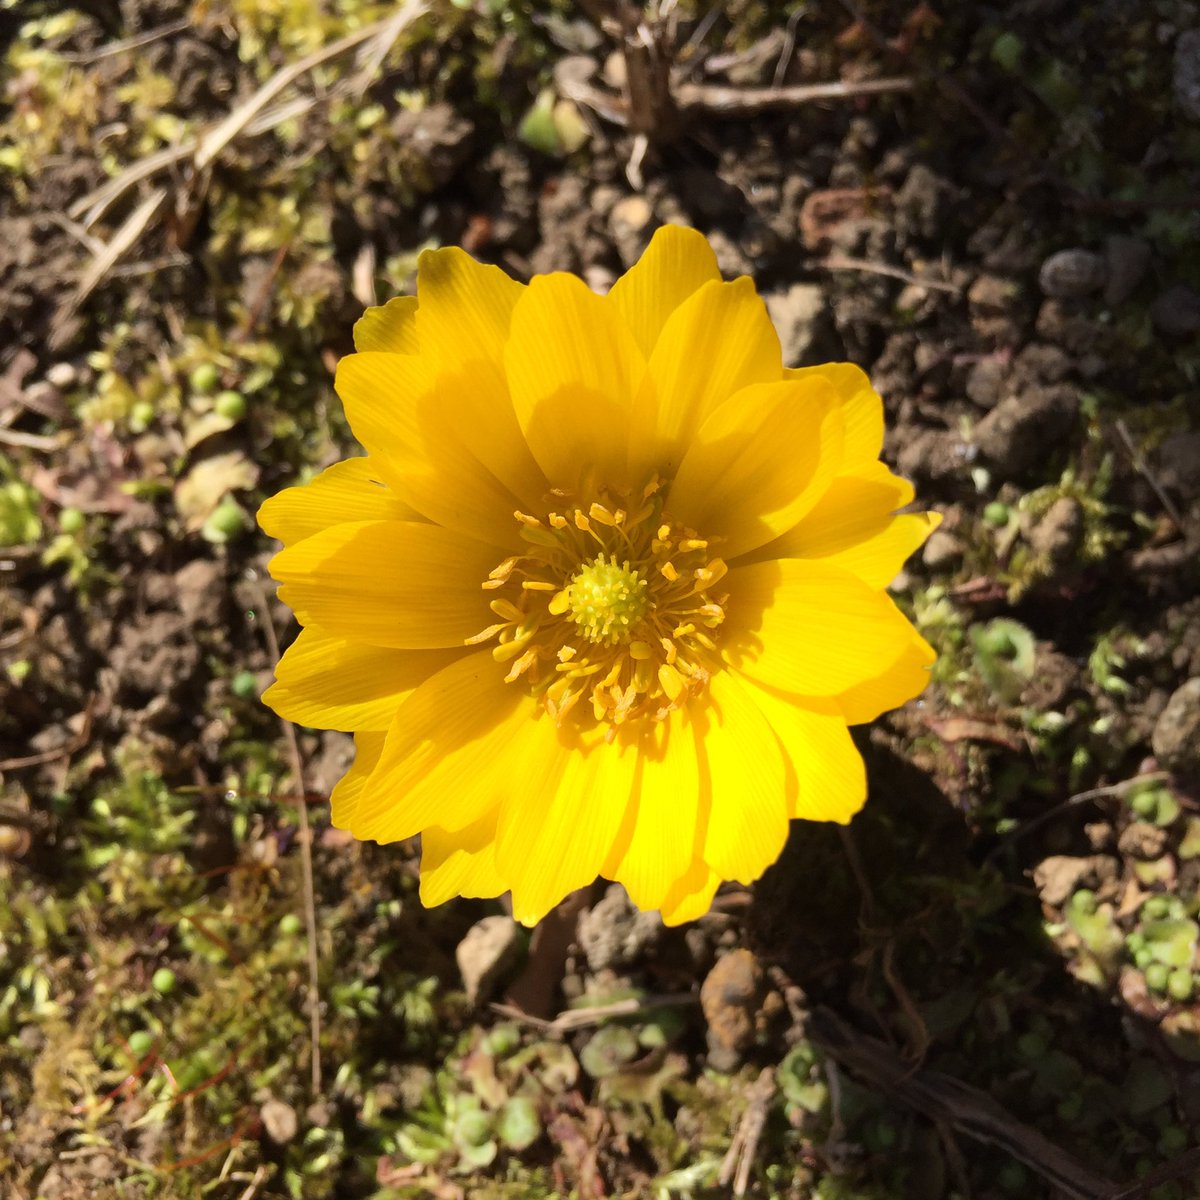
[249, 573, 322, 1096]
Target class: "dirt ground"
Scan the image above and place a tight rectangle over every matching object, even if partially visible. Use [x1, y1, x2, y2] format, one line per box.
[2, 2, 1200, 1197]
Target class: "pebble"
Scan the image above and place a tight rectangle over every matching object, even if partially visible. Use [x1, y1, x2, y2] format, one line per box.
[1117, 821, 1169, 861]
[456, 915, 521, 1004]
[922, 528, 964, 570]
[608, 195, 657, 268]
[1174, 29, 1200, 120]
[260, 1098, 299, 1144]
[764, 284, 830, 367]
[576, 884, 661, 972]
[699, 948, 766, 1072]
[1152, 676, 1200, 779]
[1150, 284, 1200, 337]
[972, 385, 1079, 478]
[965, 356, 1008, 408]
[1029, 496, 1083, 567]
[1038, 248, 1107, 299]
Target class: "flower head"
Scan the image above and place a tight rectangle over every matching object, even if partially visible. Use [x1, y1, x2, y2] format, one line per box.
[259, 226, 939, 926]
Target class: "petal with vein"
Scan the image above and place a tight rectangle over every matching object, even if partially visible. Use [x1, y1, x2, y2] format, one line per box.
[257, 457, 418, 547]
[264, 627, 463, 731]
[631, 277, 782, 480]
[353, 295, 420, 353]
[786, 363, 882, 463]
[668, 377, 843, 559]
[739, 681, 866, 822]
[698, 671, 789, 883]
[836, 635, 936, 725]
[329, 731, 386, 830]
[724, 559, 923, 696]
[498, 726, 639, 926]
[269, 520, 497, 648]
[607, 225, 721, 358]
[336, 352, 523, 546]
[349, 651, 538, 842]
[658, 862, 722, 926]
[420, 808, 508, 905]
[506, 273, 645, 489]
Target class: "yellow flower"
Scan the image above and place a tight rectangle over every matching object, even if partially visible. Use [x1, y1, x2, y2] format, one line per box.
[259, 226, 939, 927]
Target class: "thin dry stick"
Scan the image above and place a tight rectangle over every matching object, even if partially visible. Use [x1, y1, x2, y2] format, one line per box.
[816, 253, 962, 294]
[1114, 418, 1185, 532]
[250, 574, 322, 1096]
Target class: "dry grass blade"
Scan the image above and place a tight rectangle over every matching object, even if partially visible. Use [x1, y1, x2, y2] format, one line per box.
[51, 188, 168, 346]
[194, 5, 427, 170]
[69, 144, 194, 227]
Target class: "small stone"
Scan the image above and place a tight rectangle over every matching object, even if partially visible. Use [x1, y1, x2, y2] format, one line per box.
[1151, 285, 1200, 337]
[1038, 249, 1106, 299]
[1031, 855, 1118, 907]
[608, 196, 657, 268]
[261, 1098, 299, 1144]
[1029, 497, 1083, 567]
[576, 884, 661, 972]
[456, 915, 521, 1004]
[700, 948, 766, 1071]
[1103, 236, 1151, 305]
[583, 265, 616, 295]
[966, 356, 1008, 408]
[764, 284, 831, 367]
[1152, 677, 1200, 779]
[45, 361, 77, 389]
[922, 528, 963, 570]
[1174, 29, 1200, 121]
[968, 273, 1021, 315]
[1118, 821, 1170, 861]
[972, 386, 1078, 478]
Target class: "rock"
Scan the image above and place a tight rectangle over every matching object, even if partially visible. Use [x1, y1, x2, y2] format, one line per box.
[972, 385, 1078, 478]
[968, 273, 1021, 315]
[576, 884, 661, 972]
[895, 428, 973, 482]
[456, 915, 521, 1004]
[261, 1098, 299, 1144]
[1156, 432, 1200, 503]
[966, 356, 1008, 408]
[1152, 677, 1200, 778]
[1151, 285, 1200, 337]
[764, 284, 832, 367]
[700, 948, 766, 1071]
[1012, 342, 1071, 383]
[1038, 248, 1106, 299]
[1029, 496, 1083, 567]
[895, 163, 949, 241]
[608, 195, 657, 268]
[1174, 29, 1200, 120]
[1031, 855, 1118, 907]
[1103, 236, 1151, 305]
[922, 528, 963, 570]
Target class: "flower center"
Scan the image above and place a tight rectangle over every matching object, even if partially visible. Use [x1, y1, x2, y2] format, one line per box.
[468, 478, 728, 729]
[565, 555, 650, 645]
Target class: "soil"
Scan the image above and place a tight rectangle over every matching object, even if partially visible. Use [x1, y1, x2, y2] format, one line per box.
[2, 2, 1200, 1198]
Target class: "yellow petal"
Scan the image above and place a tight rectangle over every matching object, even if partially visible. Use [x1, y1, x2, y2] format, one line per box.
[724, 559, 923, 696]
[749, 468, 939, 588]
[630, 277, 783, 480]
[420, 807, 508, 905]
[336, 352, 524, 546]
[329, 731, 386, 829]
[269, 520, 497, 648]
[607, 225, 721, 358]
[668, 377, 843, 560]
[697, 671, 789, 884]
[506, 272, 645, 489]
[497, 726, 639, 927]
[264, 626, 462, 731]
[348, 651, 538, 842]
[738, 680, 866, 822]
[414, 247, 546, 505]
[658, 862, 721, 926]
[605, 709, 703, 914]
[353, 295, 420, 353]
[786, 363, 882, 463]
[257, 457, 418, 547]
[836, 634, 936, 725]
